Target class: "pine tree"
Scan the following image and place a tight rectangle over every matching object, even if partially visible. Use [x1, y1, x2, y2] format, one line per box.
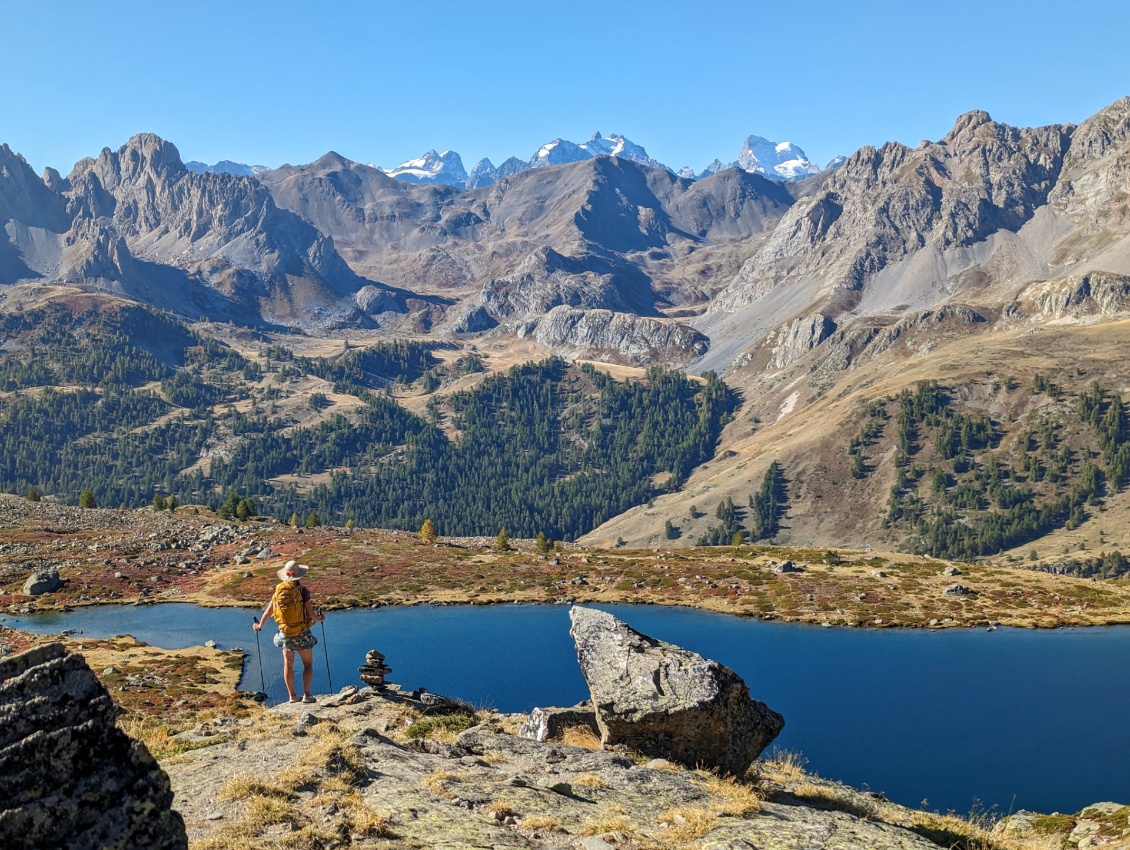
[345, 518, 356, 529]
[167, 495, 178, 511]
[494, 527, 511, 552]
[535, 531, 551, 554]
[153, 494, 168, 511]
[419, 518, 437, 544]
[305, 510, 320, 529]
[25, 485, 40, 502]
[664, 519, 678, 540]
[79, 488, 97, 509]
[289, 512, 299, 527]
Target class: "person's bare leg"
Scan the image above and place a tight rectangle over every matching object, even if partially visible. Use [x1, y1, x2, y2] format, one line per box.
[297, 647, 315, 696]
[282, 649, 298, 699]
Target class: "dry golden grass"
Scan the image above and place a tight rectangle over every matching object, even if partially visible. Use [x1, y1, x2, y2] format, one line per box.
[338, 793, 394, 839]
[559, 724, 602, 749]
[218, 775, 294, 803]
[117, 714, 210, 760]
[481, 801, 518, 819]
[761, 749, 807, 782]
[420, 769, 470, 799]
[695, 773, 763, 816]
[579, 813, 634, 837]
[572, 772, 608, 789]
[244, 795, 295, 827]
[519, 814, 564, 832]
[193, 832, 257, 850]
[660, 806, 720, 843]
[297, 729, 368, 791]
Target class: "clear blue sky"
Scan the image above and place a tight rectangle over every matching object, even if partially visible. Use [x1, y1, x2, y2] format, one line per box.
[2, 0, 1128, 175]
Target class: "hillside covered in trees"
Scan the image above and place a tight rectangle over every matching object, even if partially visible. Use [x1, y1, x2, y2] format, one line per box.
[0, 302, 737, 540]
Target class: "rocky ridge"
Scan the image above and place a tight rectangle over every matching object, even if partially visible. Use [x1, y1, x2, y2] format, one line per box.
[5, 100, 1129, 365]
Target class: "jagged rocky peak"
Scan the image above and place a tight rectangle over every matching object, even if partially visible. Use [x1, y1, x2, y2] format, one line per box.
[0, 144, 69, 228]
[714, 108, 1076, 315]
[92, 133, 189, 192]
[1059, 95, 1130, 169]
[41, 166, 66, 192]
[697, 158, 736, 179]
[384, 149, 468, 185]
[466, 157, 498, 189]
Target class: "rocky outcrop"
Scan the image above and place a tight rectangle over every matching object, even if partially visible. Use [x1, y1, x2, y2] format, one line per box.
[767, 312, 836, 368]
[169, 686, 945, 850]
[568, 606, 784, 774]
[21, 569, 62, 595]
[1015, 271, 1130, 319]
[0, 642, 186, 849]
[454, 247, 652, 332]
[533, 306, 709, 362]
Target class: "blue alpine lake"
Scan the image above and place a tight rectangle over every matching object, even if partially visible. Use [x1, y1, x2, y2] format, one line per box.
[5, 601, 1127, 816]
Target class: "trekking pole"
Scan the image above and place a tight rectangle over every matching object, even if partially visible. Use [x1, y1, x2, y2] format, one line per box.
[252, 616, 266, 695]
[318, 610, 333, 693]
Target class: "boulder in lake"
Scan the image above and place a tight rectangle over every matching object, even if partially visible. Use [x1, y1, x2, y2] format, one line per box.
[0, 642, 187, 848]
[569, 605, 784, 774]
[22, 569, 62, 596]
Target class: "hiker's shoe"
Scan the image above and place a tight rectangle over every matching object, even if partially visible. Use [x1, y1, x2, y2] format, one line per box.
[288, 695, 302, 704]
[302, 694, 316, 704]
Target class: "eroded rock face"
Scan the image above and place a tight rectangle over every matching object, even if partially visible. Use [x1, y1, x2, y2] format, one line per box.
[569, 606, 784, 774]
[534, 306, 709, 362]
[0, 643, 186, 849]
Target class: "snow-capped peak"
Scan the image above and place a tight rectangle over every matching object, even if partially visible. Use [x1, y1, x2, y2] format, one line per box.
[736, 136, 819, 182]
[384, 149, 468, 185]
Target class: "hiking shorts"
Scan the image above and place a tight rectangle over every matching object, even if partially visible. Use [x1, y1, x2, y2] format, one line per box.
[273, 629, 318, 651]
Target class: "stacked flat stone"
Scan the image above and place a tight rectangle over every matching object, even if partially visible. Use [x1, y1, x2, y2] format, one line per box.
[359, 649, 392, 689]
[0, 642, 187, 849]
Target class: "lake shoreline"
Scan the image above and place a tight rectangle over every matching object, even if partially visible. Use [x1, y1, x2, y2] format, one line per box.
[3, 496, 1130, 630]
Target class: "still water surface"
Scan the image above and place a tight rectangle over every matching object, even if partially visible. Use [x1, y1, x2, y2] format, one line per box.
[6, 602, 1128, 815]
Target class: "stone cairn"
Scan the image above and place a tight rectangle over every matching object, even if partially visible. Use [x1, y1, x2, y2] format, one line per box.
[358, 649, 392, 689]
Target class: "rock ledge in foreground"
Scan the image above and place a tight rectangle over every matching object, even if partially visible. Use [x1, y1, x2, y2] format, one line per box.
[0, 642, 187, 849]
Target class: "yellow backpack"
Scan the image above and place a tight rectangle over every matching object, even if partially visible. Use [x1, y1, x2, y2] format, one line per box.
[272, 582, 311, 637]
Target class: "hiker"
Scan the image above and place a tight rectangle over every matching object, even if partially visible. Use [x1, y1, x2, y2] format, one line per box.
[254, 560, 325, 704]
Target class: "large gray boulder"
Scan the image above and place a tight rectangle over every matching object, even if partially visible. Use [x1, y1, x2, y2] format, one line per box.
[569, 606, 784, 775]
[22, 569, 62, 595]
[0, 642, 186, 849]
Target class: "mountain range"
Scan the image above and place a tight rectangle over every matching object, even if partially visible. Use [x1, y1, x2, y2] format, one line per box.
[191, 130, 830, 190]
[3, 97, 1130, 555]
[381, 130, 832, 189]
